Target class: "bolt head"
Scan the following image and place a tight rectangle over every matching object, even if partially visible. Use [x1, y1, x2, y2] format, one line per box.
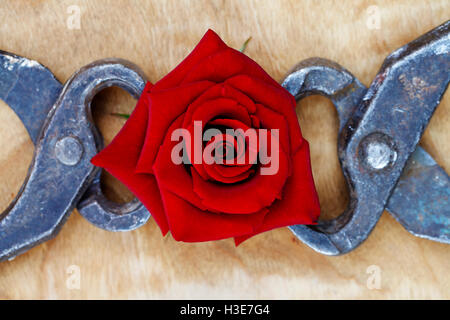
[55, 136, 83, 166]
[359, 133, 397, 171]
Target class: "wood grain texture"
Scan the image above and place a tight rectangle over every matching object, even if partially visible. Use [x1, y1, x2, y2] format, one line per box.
[0, 0, 449, 299]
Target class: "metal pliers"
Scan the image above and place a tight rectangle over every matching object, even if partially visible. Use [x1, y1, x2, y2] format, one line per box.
[284, 20, 449, 254]
[0, 57, 151, 261]
[0, 21, 449, 261]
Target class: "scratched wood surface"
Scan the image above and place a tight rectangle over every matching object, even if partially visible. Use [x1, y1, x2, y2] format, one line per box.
[0, 0, 448, 299]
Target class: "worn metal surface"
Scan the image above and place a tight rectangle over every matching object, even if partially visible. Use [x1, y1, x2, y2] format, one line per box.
[0, 50, 151, 236]
[0, 58, 150, 262]
[78, 176, 151, 232]
[284, 20, 450, 255]
[76, 62, 151, 232]
[0, 51, 62, 144]
[387, 147, 450, 243]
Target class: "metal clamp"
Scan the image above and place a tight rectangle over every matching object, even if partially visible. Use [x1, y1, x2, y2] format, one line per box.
[283, 21, 450, 255]
[0, 57, 151, 261]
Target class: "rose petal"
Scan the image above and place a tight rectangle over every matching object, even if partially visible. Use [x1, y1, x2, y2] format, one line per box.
[234, 141, 320, 245]
[191, 131, 290, 214]
[207, 118, 251, 131]
[202, 133, 254, 183]
[159, 191, 268, 242]
[135, 80, 214, 174]
[189, 98, 252, 128]
[204, 164, 254, 183]
[184, 98, 253, 179]
[207, 119, 259, 168]
[254, 103, 290, 155]
[226, 75, 304, 153]
[152, 29, 228, 91]
[182, 83, 256, 128]
[152, 115, 211, 211]
[211, 163, 254, 178]
[181, 47, 280, 88]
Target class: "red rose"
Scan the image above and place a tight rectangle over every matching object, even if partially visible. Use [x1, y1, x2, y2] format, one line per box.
[91, 30, 320, 244]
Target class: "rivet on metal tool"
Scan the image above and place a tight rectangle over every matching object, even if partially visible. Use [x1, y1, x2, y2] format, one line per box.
[55, 136, 84, 166]
[358, 132, 397, 171]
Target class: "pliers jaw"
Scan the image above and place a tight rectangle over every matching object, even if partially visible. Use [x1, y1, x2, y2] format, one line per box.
[0, 57, 150, 262]
[285, 20, 450, 255]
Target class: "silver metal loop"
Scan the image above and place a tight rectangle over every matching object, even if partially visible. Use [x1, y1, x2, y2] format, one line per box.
[282, 58, 368, 255]
[0, 58, 150, 261]
[74, 59, 151, 232]
[77, 175, 150, 232]
[283, 19, 449, 255]
[0, 50, 62, 144]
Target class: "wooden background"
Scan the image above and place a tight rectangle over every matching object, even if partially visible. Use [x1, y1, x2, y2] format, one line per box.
[0, 0, 449, 299]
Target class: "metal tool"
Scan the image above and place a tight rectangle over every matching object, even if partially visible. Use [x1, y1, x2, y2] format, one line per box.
[284, 20, 449, 255]
[0, 21, 448, 261]
[0, 54, 151, 261]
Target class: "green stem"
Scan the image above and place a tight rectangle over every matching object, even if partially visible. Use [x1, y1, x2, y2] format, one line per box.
[111, 112, 130, 119]
[239, 36, 252, 53]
